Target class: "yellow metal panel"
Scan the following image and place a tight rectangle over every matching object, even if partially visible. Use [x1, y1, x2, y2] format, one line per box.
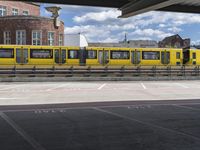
[66, 47, 80, 65]
[86, 48, 99, 65]
[109, 60, 131, 65]
[86, 59, 99, 65]
[196, 50, 200, 65]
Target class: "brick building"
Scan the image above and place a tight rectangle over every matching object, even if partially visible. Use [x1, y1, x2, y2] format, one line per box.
[158, 34, 190, 48]
[0, 1, 64, 46]
[0, 1, 40, 16]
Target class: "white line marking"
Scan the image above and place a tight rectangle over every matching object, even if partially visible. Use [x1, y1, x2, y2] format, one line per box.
[94, 107, 200, 141]
[0, 84, 25, 91]
[175, 83, 189, 88]
[0, 98, 19, 100]
[46, 84, 70, 91]
[98, 83, 106, 90]
[0, 112, 45, 150]
[173, 105, 200, 111]
[141, 83, 147, 89]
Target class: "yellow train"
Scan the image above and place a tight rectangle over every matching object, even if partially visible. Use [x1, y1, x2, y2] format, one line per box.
[0, 45, 199, 67]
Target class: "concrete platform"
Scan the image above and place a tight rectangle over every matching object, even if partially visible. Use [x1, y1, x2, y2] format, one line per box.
[0, 81, 200, 105]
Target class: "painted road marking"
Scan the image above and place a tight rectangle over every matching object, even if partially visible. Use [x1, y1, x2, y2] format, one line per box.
[0, 84, 25, 91]
[0, 112, 46, 150]
[141, 83, 147, 89]
[173, 105, 200, 111]
[0, 98, 19, 100]
[98, 83, 107, 90]
[94, 107, 200, 141]
[46, 84, 70, 91]
[175, 83, 189, 88]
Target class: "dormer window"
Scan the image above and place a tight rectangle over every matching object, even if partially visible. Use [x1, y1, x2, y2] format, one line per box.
[0, 5, 6, 16]
[23, 10, 29, 16]
[12, 8, 18, 16]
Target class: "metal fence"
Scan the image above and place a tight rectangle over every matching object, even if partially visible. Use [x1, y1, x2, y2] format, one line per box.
[0, 66, 199, 77]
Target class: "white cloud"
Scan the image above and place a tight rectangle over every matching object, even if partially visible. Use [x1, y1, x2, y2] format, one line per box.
[167, 27, 182, 33]
[64, 25, 111, 42]
[73, 9, 121, 23]
[56, 5, 200, 42]
[131, 29, 172, 39]
[191, 40, 200, 45]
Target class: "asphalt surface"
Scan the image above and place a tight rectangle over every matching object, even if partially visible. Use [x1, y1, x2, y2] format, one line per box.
[1, 100, 200, 150]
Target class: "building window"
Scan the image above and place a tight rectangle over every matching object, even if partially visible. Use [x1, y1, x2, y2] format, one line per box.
[176, 52, 180, 59]
[111, 51, 130, 59]
[59, 34, 63, 46]
[0, 5, 6, 16]
[16, 30, 26, 45]
[48, 32, 54, 46]
[4, 31, 11, 44]
[12, 8, 18, 16]
[32, 31, 42, 45]
[142, 51, 160, 60]
[0, 48, 14, 58]
[30, 49, 53, 59]
[68, 50, 79, 59]
[23, 10, 29, 16]
[193, 53, 196, 59]
[87, 50, 97, 59]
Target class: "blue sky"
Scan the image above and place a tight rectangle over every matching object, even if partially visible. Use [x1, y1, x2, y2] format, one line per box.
[40, 3, 200, 44]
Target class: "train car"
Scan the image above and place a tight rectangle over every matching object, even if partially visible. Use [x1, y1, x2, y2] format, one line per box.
[0, 45, 81, 66]
[183, 49, 200, 65]
[134, 48, 183, 66]
[86, 47, 183, 66]
[0, 45, 186, 67]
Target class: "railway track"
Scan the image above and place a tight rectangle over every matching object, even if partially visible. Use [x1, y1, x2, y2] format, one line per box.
[0, 66, 199, 77]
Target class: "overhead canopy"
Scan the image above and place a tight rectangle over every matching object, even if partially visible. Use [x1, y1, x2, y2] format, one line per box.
[27, 0, 200, 17]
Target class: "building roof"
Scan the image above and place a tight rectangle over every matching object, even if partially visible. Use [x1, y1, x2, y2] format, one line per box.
[25, 2, 40, 7]
[17, 0, 200, 18]
[162, 34, 182, 41]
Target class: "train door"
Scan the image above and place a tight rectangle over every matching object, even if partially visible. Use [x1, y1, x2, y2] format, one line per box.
[79, 48, 86, 66]
[161, 51, 170, 65]
[183, 49, 190, 64]
[16, 48, 28, 64]
[131, 50, 141, 65]
[54, 49, 66, 64]
[98, 50, 109, 65]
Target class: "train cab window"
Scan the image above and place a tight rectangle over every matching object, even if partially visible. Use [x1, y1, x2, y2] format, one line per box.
[68, 50, 79, 59]
[30, 49, 53, 59]
[87, 50, 97, 59]
[0, 48, 14, 58]
[176, 52, 180, 59]
[193, 53, 196, 59]
[142, 51, 160, 60]
[111, 51, 130, 59]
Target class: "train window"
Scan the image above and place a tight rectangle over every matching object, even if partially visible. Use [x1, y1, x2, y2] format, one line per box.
[68, 50, 79, 59]
[142, 51, 160, 60]
[193, 53, 196, 59]
[87, 50, 97, 59]
[176, 52, 180, 59]
[111, 51, 130, 59]
[30, 49, 53, 59]
[0, 48, 14, 58]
